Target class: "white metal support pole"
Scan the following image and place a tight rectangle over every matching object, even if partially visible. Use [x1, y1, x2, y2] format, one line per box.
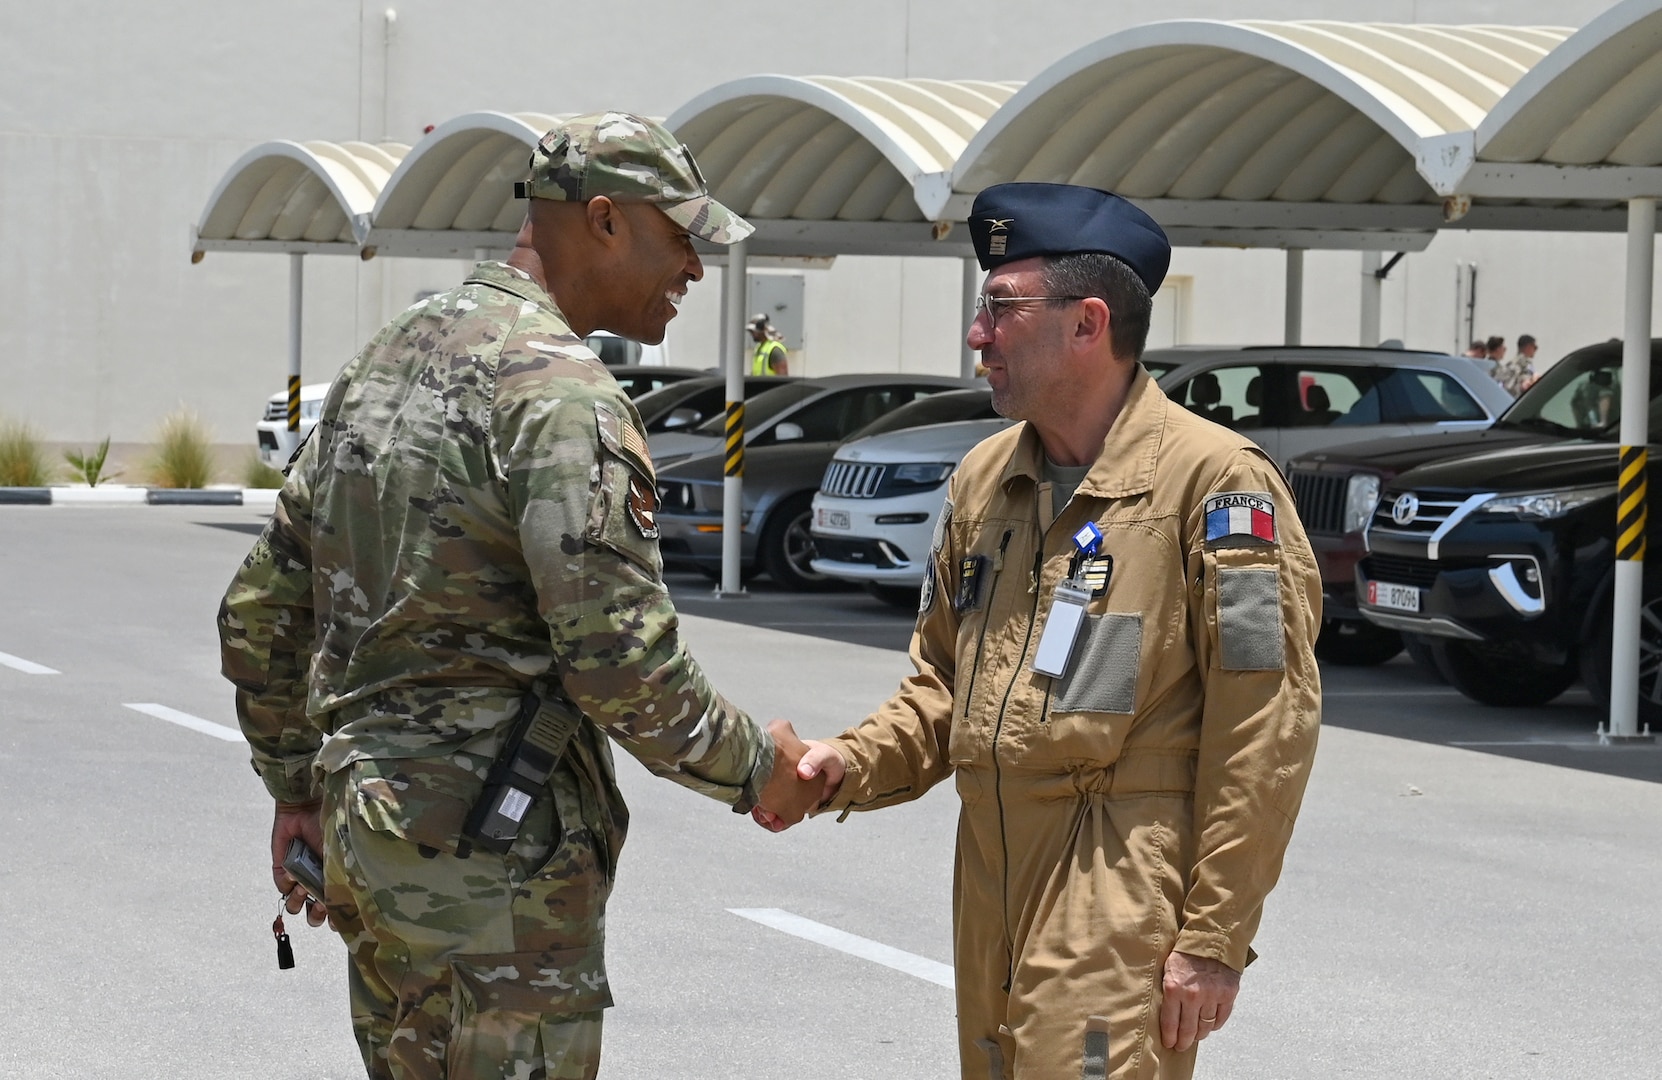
[719, 240, 750, 597]
[287, 253, 304, 435]
[1284, 248, 1305, 346]
[1607, 197, 1656, 742]
[961, 257, 981, 380]
[1359, 250, 1383, 348]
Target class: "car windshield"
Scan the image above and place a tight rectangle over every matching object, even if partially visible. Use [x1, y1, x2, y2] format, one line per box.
[691, 381, 820, 436]
[847, 390, 995, 440]
[1495, 347, 1662, 439]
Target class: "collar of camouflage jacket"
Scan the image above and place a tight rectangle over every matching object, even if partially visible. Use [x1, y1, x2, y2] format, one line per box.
[464, 260, 569, 324]
[998, 363, 1165, 501]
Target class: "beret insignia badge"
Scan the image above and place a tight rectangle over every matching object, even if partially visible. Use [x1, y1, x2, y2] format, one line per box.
[984, 217, 1013, 257]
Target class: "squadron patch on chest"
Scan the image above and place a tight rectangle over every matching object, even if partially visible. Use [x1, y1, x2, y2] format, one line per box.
[627, 474, 660, 539]
[1203, 491, 1277, 546]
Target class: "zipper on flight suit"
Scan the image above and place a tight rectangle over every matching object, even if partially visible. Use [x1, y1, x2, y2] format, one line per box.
[957, 529, 1014, 744]
[989, 531, 1048, 990]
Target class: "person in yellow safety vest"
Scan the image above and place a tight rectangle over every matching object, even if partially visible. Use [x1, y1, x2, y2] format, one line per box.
[749, 313, 789, 375]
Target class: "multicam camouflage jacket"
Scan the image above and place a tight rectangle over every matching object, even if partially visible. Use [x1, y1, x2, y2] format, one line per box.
[218, 260, 773, 813]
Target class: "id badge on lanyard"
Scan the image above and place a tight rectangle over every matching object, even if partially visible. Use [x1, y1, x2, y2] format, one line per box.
[1031, 521, 1105, 679]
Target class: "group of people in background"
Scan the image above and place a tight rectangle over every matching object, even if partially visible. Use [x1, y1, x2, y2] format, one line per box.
[1466, 333, 1539, 396]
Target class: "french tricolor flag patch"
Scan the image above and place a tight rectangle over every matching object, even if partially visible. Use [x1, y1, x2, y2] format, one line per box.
[1203, 491, 1277, 545]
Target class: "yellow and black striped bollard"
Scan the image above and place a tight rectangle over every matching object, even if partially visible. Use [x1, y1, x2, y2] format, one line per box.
[1618, 446, 1647, 563]
[724, 401, 745, 478]
[287, 375, 301, 432]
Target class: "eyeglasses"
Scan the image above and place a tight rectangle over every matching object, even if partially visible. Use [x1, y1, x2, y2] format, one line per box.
[974, 293, 1092, 329]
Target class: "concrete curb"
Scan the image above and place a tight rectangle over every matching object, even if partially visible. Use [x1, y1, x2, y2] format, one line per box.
[0, 486, 279, 510]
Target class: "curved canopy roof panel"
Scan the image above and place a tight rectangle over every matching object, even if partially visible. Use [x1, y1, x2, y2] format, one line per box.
[1480, 0, 1662, 166]
[194, 140, 406, 255]
[669, 76, 1017, 223]
[366, 111, 562, 255]
[938, 19, 1566, 224]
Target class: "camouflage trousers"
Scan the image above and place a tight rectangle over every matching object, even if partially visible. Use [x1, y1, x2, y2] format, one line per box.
[321, 747, 622, 1080]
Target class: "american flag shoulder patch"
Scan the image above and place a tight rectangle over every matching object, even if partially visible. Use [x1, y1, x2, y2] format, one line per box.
[1203, 491, 1277, 545]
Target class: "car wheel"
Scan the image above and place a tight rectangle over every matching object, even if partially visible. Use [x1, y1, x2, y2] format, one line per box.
[1429, 640, 1576, 707]
[865, 582, 922, 610]
[760, 493, 833, 591]
[1314, 618, 1402, 666]
[1580, 593, 1662, 728]
[1401, 633, 1444, 680]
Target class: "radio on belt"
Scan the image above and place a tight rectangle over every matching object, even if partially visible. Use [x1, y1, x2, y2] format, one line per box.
[1032, 522, 1103, 678]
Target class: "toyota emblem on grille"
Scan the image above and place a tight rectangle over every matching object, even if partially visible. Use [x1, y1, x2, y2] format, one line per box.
[1391, 493, 1419, 525]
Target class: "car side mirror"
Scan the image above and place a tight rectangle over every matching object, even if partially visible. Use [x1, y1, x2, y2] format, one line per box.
[774, 422, 805, 442]
[662, 407, 700, 430]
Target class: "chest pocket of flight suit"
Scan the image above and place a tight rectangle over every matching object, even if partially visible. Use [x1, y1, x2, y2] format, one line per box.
[1041, 521, 1183, 764]
[1053, 612, 1142, 713]
[586, 402, 662, 578]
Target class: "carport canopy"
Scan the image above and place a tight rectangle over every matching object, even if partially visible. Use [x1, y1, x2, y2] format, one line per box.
[192, 140, 406, 258]
[364, 110, 562, 258]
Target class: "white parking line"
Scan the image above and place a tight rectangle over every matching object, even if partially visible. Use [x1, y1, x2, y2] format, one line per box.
[728, 907, 954, 989]
[122, 703, 245, 743]
[0, 650, 59, 675]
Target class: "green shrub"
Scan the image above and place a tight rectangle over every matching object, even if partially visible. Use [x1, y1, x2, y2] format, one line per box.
[64, 436, 121, 487]
[242, 454, 286, 489]
[147, 408, 216, 489]
[0, 418, 50, 487]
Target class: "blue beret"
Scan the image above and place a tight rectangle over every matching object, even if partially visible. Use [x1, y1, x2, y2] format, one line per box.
[967, 182, 1170, 294]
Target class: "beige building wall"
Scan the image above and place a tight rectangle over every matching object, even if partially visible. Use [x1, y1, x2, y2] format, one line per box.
[0, 0, 1649, 463]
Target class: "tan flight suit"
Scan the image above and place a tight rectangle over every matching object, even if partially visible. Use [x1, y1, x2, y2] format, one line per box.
[823, 367, 1321, 1080]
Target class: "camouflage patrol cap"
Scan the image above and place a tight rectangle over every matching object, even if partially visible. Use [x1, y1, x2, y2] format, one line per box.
[516, 112, 753, 245]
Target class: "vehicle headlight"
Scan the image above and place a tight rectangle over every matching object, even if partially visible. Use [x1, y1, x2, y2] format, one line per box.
[300, 399, 324, 421]
[1478, 484, 1617, 519]
[883, 462, 955, 495]
[656, 480, 699, 514]
[1342, 473, 1381, 534]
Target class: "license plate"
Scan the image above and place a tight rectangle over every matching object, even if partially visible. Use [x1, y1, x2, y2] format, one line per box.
[816, 508, 850, 531]
[1367, 580, 1420, 613]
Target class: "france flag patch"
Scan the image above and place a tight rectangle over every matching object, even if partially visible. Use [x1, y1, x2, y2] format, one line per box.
[1204, 491, 1277, 545]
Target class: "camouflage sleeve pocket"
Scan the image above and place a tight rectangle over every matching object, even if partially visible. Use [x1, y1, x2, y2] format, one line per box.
[585, 403, 663, 576]
[585, 454, 663, 576]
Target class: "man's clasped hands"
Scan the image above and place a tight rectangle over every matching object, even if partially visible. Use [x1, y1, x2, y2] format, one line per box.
[750, 720, 848, 832]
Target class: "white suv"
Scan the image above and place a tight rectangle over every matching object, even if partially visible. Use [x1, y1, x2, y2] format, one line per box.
[255, 382, 329, 467]
[811, 417, 1013, 604]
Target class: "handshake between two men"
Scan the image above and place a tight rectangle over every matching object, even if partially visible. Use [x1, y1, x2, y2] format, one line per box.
[750, 720, 848, 832]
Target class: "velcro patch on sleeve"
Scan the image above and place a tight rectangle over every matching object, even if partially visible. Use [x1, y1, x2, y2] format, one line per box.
[1203, 491, 1277, 547]
[1218, 567, 1284, 670]
[594, 401, 655, 482]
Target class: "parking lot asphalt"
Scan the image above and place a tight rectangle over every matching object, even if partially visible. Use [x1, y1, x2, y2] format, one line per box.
[4, 505, 1661, 1079]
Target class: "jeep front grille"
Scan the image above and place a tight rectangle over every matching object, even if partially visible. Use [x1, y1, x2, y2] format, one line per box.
[821, 461, 887, 499]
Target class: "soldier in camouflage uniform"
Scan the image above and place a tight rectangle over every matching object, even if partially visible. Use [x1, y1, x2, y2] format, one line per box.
[219, 113, 823, 1080]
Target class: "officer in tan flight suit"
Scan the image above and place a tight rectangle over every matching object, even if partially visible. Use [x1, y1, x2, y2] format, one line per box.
[766, 183, 1322, 1080]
